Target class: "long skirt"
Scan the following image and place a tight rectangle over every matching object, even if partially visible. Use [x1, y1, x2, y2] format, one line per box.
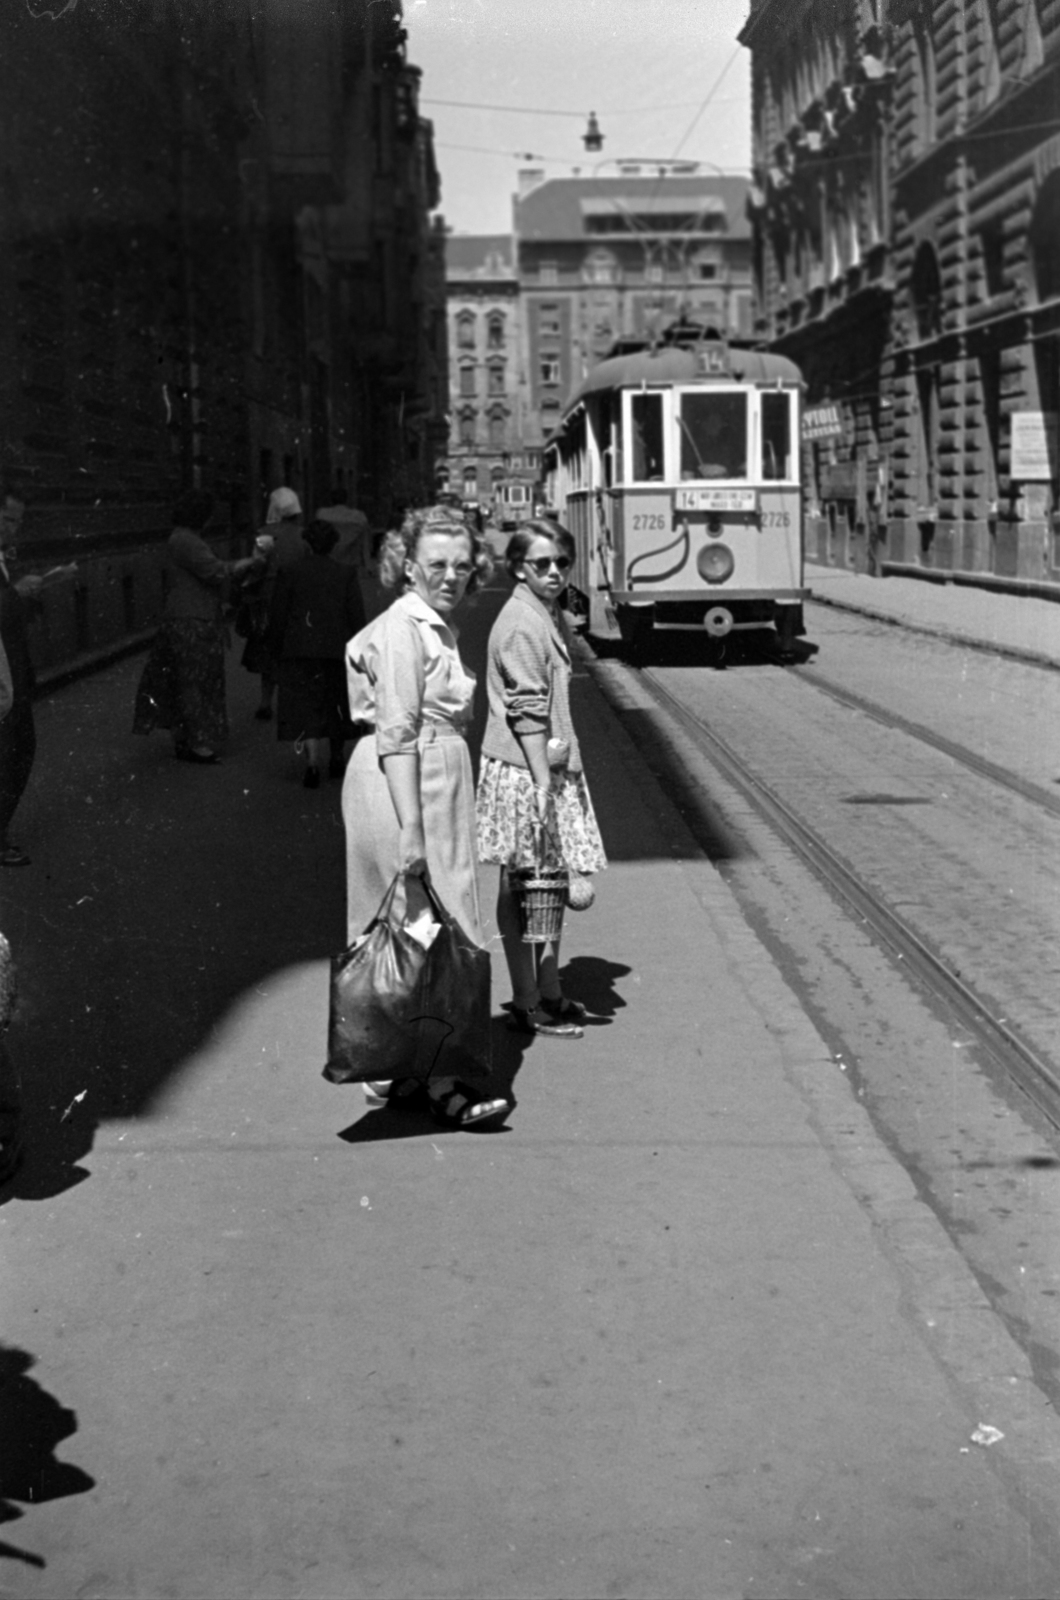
[133, 619, 228, 752]
[342, 726, 483, 947]
[476, 757, 607, 874]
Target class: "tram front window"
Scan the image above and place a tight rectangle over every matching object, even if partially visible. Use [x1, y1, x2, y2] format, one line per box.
[678, 392, 747, 480]
[762, 391, 793, 480]
[631, 392, 664, 480]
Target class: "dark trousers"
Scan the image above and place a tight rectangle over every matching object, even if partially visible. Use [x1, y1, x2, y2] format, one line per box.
[0, 701, 36, 841]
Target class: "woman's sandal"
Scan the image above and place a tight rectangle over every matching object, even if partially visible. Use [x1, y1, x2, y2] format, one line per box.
[428, 1082, 511, 1130]
[508, 1005, 584, 1040]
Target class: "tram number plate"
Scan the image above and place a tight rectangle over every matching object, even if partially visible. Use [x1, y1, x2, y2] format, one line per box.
[676, 488, 758, 512]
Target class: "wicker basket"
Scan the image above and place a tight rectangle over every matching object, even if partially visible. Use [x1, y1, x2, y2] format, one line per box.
[512, 868, 568, 944]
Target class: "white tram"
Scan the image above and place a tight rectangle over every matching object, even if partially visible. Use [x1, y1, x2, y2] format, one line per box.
[543, 329, 808, 655]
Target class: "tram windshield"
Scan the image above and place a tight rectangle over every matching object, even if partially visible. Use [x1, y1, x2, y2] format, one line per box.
[678, 391, 748, 480]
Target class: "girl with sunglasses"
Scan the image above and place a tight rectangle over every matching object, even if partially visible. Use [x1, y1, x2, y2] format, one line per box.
[477, 521, 606, 1038]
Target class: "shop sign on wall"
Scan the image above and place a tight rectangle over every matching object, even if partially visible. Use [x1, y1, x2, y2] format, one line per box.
[1011, 411, 1058, 480]
[802, 403, 844, 441]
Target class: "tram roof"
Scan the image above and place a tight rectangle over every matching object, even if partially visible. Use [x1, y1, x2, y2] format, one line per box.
[565, 342, 803, 410]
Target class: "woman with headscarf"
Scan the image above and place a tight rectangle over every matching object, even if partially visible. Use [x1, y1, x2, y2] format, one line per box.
[133, 489, 263, 764]
[343, 504, 510, 1129]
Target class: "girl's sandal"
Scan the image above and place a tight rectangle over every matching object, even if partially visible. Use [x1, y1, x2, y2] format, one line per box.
[509, 1005, 583, 1040]
[429, 1082, 511, 1130]
[539, 995, 588, 1024]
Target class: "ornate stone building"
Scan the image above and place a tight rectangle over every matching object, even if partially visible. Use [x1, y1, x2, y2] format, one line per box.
[743, 0, 1060, 590]
[442, 236, 533, 505]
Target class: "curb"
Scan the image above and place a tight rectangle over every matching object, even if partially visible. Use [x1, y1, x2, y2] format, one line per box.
[807, 588, 1060, 674]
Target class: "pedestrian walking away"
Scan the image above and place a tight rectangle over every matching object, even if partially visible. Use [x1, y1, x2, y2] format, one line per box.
[477, 520, 607, 1038]
[132, 490, 264, 764]
[343, 504, 510, 1129]
[268, 517, 365, 786]
[238, 486, 306, 723]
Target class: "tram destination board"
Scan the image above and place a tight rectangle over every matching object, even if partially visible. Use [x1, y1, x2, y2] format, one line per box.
[675, 488, 758, 513]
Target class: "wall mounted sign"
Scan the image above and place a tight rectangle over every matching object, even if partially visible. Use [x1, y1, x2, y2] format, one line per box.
[802, 403, 844, 441]
[1011, 411, 1057, 481]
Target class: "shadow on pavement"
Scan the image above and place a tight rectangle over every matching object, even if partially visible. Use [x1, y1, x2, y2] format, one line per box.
[0, 1344, 95, 1570]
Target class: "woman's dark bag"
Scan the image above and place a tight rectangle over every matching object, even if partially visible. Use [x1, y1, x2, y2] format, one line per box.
[324, 873, 492, 1087]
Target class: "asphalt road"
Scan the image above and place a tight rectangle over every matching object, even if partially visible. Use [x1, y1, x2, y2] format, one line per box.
[3, 588, 1060, 1598]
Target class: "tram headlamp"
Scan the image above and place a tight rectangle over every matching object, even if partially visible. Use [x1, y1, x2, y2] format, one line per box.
[696, 543, 735, 585]
[706, 515, 723, 536]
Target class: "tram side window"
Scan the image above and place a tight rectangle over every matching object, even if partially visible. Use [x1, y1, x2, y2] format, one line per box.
[631, 392, 665, 481]
[762, 391, 793, 480]
[678, 392, 748, 480]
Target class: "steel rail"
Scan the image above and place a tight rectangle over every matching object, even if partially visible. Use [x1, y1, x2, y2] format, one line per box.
[639, 666, 1060, 1131]
[789, 666, 1060, 820]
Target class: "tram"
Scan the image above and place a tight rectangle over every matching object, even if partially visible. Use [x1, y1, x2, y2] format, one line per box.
[542, 325, 807, 656]
[492, 478, 535, 531]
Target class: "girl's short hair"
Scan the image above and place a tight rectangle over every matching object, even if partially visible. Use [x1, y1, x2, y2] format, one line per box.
[504, 518, 575, 579]
[378, 504, 494, 593]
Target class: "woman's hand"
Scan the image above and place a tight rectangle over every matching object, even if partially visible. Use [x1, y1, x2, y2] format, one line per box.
[399, 822, 428, 876]
[533, 783, 552, 824]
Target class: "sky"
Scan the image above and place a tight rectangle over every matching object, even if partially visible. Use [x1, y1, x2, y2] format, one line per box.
[403, 0, 754, 235]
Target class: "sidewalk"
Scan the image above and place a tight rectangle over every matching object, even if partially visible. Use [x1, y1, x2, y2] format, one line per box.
[3, 612, 1060, 1596]
[807, 560, 1060, 669]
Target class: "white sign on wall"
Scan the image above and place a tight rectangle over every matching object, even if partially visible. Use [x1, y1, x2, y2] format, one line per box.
[1010, 411, 1058, 480]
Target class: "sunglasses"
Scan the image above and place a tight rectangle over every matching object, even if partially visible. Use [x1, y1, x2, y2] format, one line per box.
[524, 555, 571, 576]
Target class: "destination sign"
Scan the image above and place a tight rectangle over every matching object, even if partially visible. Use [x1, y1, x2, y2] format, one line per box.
[676, 487, 758, 512]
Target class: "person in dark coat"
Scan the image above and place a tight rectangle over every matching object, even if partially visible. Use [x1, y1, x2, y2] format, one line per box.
[0, 495, 40, 868]
[268, 518, 366, 787]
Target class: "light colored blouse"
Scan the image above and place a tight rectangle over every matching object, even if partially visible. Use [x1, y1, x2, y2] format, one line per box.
[480, 582, 582, 774]
[345, 588, 476, 758]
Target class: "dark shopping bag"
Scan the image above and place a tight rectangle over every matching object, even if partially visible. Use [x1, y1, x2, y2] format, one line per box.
[323, 873, 492, 1086]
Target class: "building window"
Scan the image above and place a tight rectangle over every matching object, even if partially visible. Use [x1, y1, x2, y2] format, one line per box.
[463, 465, 478, 496]
[457, 313, 475, 348]
[539, 263, 558, 284]
[980, 220, 1006, 298]
[540, 358, 560, 385]
[646, 264, 663, 285]
[696, 261, 718, 281]
[488, 362, 506, 397]
[459, 411, 476, 447]
[487, 314, 505, 349]
[488, 411, 505, 448]
[459, 363, 476, 397]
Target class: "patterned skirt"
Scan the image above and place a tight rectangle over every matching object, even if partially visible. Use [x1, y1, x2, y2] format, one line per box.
[132, 619, 228, 752]
[476, 757, 607, 875]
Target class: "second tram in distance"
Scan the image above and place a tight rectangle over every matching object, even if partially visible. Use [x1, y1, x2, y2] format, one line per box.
[542, 326, 808, 656]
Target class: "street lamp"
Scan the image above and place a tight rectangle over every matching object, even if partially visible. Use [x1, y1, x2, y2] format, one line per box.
[582, 112, 604, 153]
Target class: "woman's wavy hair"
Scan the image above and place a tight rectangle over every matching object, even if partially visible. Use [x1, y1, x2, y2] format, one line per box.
[378, 504, 494, 593]
[504, 518, 575, 580]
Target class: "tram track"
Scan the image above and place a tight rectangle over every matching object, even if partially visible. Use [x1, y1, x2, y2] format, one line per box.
[788, 663, 1060, 821]
[636, 663, 1060, 1134]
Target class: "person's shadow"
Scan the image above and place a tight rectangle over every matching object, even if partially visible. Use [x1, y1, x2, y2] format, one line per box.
[0, 1345, 95, 1570]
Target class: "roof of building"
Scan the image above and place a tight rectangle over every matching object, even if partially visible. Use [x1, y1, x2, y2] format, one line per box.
[445, 234, 515, 279]
[516, 174, 751, 243]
